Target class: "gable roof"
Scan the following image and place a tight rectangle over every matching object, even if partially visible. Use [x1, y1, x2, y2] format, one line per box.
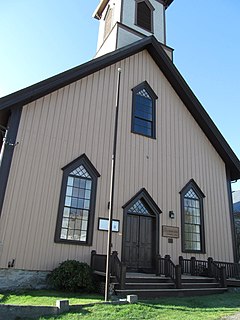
[1, 36, 240, 180]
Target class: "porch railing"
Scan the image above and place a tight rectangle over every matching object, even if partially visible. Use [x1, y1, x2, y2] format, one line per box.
[90, 250, 126, 289]
[210, 259, 227, 288]
[111, 251, 126, 289]
[90, 250, 108, 273]
[179, 256, 228, 288]
[156, 255, 182, 288]
[214, 260, 240, 279]
[179, 256, 208, 277]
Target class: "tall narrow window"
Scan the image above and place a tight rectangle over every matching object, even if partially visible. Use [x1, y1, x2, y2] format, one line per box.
[55, 154, 100, 245]
[135, 0, 154, 33]
[180, 180, 205, 253]
[132, 81, 157, 138]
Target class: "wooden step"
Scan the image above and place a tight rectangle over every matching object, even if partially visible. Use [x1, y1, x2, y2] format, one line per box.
[115, 287, 228, 298]
[181, 277, 217, 284]
[118, 282, 175, 290]
[181, 282, 220, 289]
[227, 279, 240, 287]
[125, 276, 172, 284]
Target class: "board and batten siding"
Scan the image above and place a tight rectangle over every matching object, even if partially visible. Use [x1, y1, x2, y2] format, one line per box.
[0, 50, 234, 271]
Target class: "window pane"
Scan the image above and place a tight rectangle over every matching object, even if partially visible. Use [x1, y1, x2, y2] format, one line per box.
[77, 199, 84, 209]
[71, 198, 78, 208]
[79, 188, 85, 198]
[136, 96, 152, 111]
[83, 210, 89, 220]
[86, 180, 92, 190]
[135, 109, 153, 121]
[135, 117, 152, 128]
[134, 124, 152, 136]
[73, 178, 80, 188]
[62, 218, 69, 228]
[60, 229, 67, 239]
[84, 200, 90, 209]
[75, 219, 81, 230]
[65, 196, 71, 206]
[67, 229, 74, 240]
[67, 177, 74, 186]
[80, 231, 87, 242]
[66, 187, 72, 196]
[63, 207, 70, 218]
[85, 190, 91, 199]
[79, 179, 86, 188]
[82, 220, 88, 231]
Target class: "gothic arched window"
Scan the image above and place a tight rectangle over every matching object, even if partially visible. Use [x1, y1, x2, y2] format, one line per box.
[55, 154, 100, 245]
[135, 0, 154, 33]
[180, 180, 206, 253]
[131, 81, 157, 138]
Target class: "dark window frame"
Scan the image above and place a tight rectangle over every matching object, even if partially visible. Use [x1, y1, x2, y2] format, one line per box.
[131, 81, 158, 139]
[135, 0, 155, 33]
[180, 179, 206, 254]
[55, 154, 100, 246]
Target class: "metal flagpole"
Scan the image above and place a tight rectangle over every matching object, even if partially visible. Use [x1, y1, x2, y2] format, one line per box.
[105, 67, 122, 302]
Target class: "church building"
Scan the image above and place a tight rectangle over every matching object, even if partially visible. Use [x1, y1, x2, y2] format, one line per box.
[0, 0, 240, 290]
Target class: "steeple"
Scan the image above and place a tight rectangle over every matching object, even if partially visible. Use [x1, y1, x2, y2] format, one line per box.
[93, 0, 174, 59]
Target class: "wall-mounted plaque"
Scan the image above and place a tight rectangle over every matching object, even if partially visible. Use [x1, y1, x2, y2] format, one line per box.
[162, 226, 179, 238]
[98, 218, 120, 232]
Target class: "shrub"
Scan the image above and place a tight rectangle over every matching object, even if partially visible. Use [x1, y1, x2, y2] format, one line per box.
[47, 260, 95, 292]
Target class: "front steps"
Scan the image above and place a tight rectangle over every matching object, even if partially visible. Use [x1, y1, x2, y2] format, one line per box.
[114, 273, 228, 298]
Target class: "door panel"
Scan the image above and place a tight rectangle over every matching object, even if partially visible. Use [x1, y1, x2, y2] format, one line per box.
[124, 214, 154, 271]
[138, 216, 153, 269]
[124, 214, 139, 269]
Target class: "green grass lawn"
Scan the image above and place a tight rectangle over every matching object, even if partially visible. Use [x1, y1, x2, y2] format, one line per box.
[0, 290, 102, 306]
[1, 290, 240, 319]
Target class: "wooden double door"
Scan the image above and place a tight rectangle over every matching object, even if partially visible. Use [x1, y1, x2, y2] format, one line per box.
[123, 213, 156, 272]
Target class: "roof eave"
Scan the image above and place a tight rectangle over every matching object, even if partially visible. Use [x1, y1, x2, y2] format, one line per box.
[164, 0, 174, 8]
[93, 0, 109, 20]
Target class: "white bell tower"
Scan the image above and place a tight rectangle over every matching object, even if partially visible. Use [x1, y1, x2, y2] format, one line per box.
[93, 0, 174, 58]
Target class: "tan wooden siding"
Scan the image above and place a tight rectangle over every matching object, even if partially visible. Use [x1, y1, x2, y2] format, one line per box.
[0, 50, 234, 270]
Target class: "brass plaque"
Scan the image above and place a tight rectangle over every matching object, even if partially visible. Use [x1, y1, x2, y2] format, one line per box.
[162, 226, 179, 238]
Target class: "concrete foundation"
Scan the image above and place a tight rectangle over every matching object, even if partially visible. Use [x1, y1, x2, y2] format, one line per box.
[0, 268, 49, 291]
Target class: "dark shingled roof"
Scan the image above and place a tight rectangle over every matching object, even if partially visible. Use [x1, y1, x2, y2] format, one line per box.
[0, 36, 240, 180]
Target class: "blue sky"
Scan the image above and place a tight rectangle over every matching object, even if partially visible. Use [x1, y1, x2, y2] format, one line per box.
[1, 0, 239, 190]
